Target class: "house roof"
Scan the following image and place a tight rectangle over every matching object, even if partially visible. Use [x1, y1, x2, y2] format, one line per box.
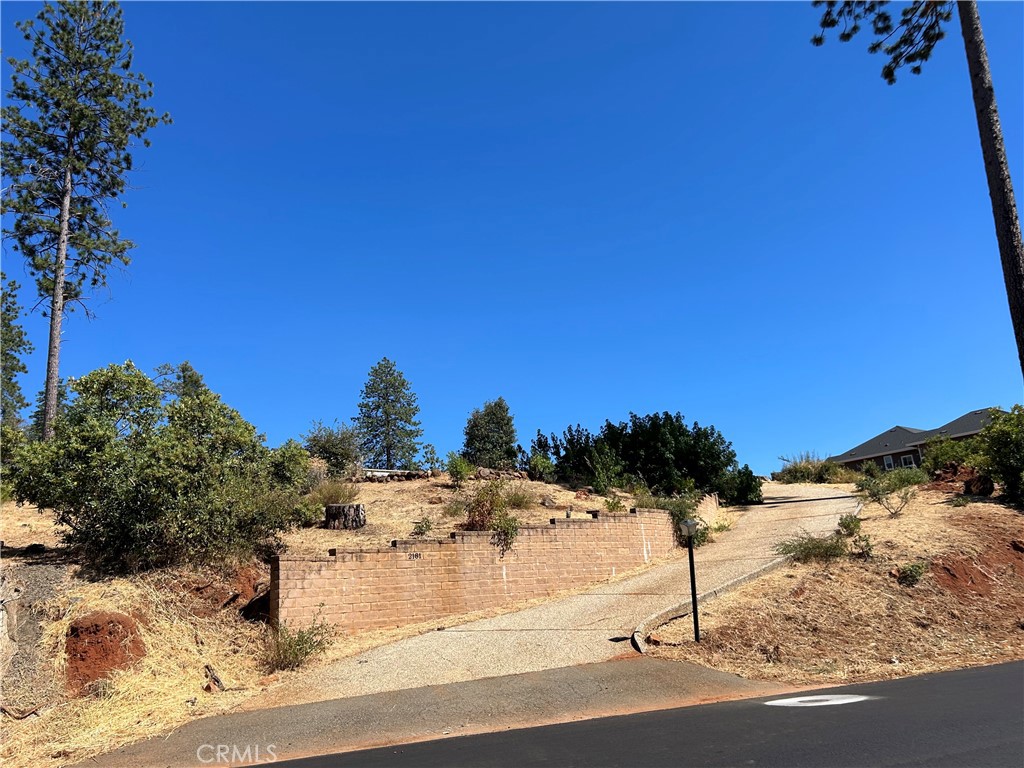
[827, 408, 999, 464]
[827, 426, 926, 464]
[906, 409, 997, 446]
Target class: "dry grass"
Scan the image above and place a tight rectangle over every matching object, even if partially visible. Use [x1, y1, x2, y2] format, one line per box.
[1, 545, 688, 766]
[648, 491, 1024, 685]
[0, 575, 265, 768]
[0, 478, 653, 765]
[1, 501, 63, 550]
[283, 475, 633, 554]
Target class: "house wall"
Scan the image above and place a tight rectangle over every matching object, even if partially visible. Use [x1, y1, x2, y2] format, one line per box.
[270, 494, 719, 630]
[836, 430, 985, 472]
[849, 450, 922, 472]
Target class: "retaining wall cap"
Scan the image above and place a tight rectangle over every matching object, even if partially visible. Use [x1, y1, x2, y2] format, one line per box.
[391, 539, 456, 549]
[547, 519, 601, 527]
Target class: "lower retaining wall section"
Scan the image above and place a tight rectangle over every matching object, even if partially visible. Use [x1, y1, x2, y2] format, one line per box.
[271, 495, 719, 631]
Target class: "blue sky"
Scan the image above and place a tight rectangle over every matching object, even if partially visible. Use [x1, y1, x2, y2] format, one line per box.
[2, 1, 1022, 474]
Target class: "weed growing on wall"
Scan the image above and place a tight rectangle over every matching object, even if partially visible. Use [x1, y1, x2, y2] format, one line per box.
[460, 479, 523, 554]
[489, 509, 520, 557]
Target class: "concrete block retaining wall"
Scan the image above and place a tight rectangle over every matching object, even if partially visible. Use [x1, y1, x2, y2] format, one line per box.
[270, 494, 719, 630]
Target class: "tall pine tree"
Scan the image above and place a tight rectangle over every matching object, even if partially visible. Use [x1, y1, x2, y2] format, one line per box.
[1, 1, 170, 439]
[462, 397, 518, 470]
[1, 274, 33, 428]
[354, 357, 423, 470]
[810, 1, 1023, 378]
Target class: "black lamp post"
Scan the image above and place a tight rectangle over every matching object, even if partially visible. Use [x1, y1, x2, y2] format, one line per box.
[681, 518, 700, 642]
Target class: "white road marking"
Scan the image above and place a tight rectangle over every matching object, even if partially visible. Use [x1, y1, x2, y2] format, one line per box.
[764, 694, 876, 707]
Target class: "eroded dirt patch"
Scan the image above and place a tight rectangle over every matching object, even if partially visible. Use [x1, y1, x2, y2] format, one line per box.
[177, 565, 268, 618]
[65, 612, 146, 695]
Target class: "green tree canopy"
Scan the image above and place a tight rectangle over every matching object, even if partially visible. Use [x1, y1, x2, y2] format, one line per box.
[7, 361, 309, 572]
[548, 411, 762, 504]
[1, 275, 33, 427]
[980, 405, 1024, 506]
[1, 1, 171, 438]
[462, 397, 518, 470]
[354, 357, 422, 470]
[303, 419, 361, 476]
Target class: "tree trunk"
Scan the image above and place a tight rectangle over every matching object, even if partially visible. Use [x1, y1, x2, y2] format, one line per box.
[42, 166, 73, 440]
[324, 504, 366, 530]
[957, 1, 1024, 379]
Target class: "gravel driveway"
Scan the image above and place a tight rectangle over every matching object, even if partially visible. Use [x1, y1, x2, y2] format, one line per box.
[248, 483, 859, 708]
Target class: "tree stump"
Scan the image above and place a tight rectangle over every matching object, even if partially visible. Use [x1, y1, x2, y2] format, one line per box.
[325, 504, 366, 530]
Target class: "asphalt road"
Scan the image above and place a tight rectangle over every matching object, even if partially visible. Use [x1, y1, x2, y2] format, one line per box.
[277, 661, 1024, 768]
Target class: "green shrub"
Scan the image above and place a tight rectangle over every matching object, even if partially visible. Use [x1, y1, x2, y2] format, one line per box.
[720, 464, 763, 505]
[411, 517, 433, 537]
[421, 444, 442, 472]
[310, 479, 359, 508]
[979, 405, 1024, 505]
[851, 533, 874, 560]
[896, 561, 928, 587]
[774, 532, 848, 562]
[505, 482, 533, 510]
[302, 420, 361, 477]
[527, 452, 556, 483]
[634, 488, 711, 546]
[446, 452, 474, 489]
[458, 480, 526, 554]
[443, 498, 468, 518]
[305, 456, 330, 491]
[0, 422, 21, 502]
[6, 362, 310, 572]
[950, 495, 970, 508]
[921, 435, 984, 476]
[464, 479, 507, 531]
[269, 440, 312, 489]
[604, 495, 626, 513]
[588, 442, 622, 495]
[856, 466, 927, 517]
[264, 611, 335, 671]
[837, 513, 861, 537]
[773, 452, 859, 484]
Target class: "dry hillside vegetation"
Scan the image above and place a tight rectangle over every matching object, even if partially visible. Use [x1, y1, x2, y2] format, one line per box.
[648, 489, 1024, 684]
[1, 474, 676, 767]
[0, 558, 523, 768]
[282, 474, 636, 554]
[1, 501, 62, 549]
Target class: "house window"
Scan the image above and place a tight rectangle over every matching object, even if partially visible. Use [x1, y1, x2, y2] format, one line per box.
[883, 455, 894, 470]
[901, 455, 916, 468]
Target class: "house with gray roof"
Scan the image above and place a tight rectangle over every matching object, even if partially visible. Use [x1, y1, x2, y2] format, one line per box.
[827, 408, 999, 472]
